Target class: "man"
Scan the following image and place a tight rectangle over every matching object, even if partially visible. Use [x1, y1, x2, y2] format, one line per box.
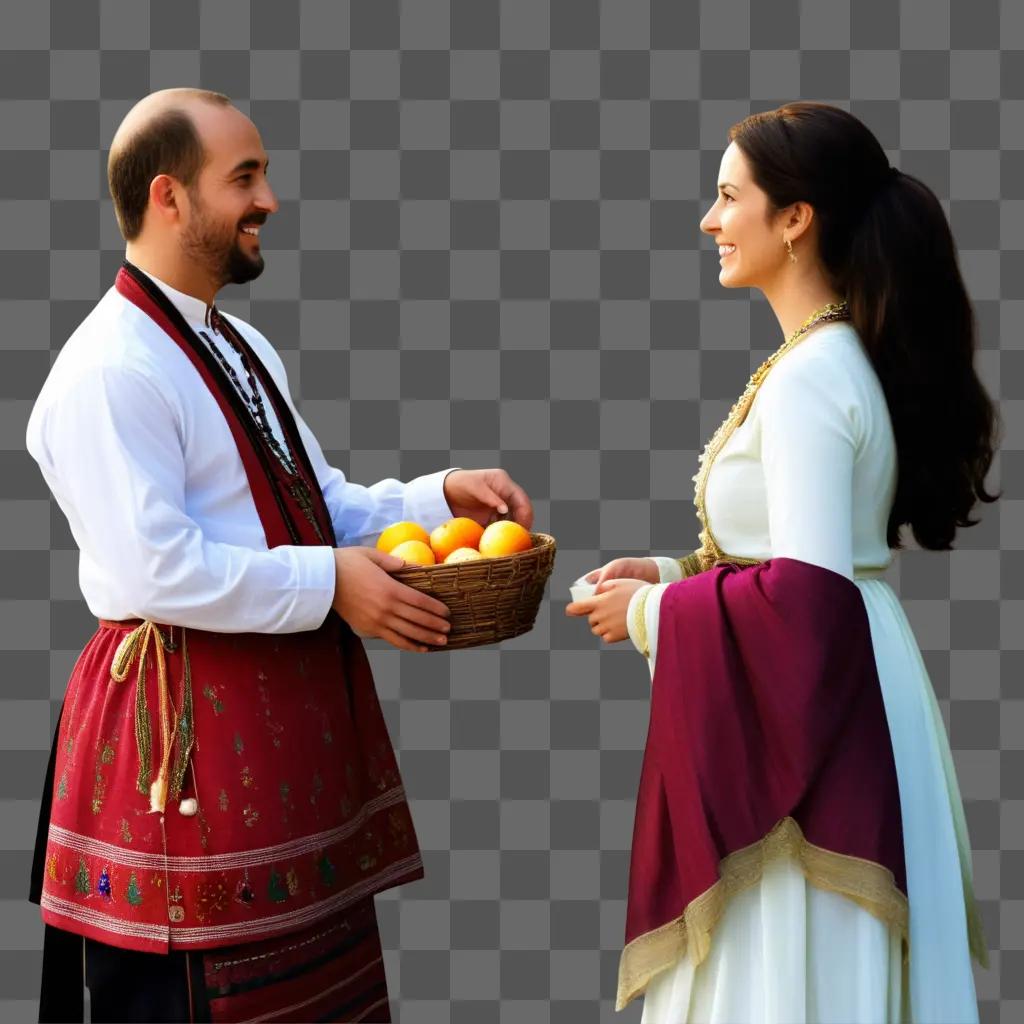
[26, 87, 532, 1022]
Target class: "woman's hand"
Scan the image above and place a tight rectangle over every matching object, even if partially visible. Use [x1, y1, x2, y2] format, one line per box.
[584, 557, 659, 587]
[565, 578, 650, 645]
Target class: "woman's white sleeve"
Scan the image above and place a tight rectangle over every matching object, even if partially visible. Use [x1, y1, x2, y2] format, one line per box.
[758, 352, 858, 581]
[627, 582, 673, 680]
[647, 557, 684, 584]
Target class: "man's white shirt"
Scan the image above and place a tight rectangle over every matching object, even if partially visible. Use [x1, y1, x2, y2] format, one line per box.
[25, 268, 455, 633]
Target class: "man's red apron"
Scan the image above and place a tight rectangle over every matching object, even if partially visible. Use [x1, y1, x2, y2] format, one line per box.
[33, 261, 423, 953]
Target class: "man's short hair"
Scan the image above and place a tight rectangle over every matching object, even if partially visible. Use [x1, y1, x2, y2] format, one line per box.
[108, 89, 232, 241]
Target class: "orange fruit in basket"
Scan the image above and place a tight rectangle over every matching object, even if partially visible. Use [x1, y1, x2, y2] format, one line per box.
[478, 520, 533, 558]
[429, 517, 485, 562]
[444, 547, 484, 564]
[377, 521, 430, 553]
[390, 539, 436, 566]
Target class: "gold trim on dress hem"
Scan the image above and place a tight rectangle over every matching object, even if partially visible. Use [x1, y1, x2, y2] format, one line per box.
[615, 815, 910, 1011]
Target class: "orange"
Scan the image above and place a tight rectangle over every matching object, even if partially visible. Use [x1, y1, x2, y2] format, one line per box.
[429, 517, 485, 562]
[478, 521, 533, 558]
[390, 539, 436, 566]
[376, 521, 429, 553]
[444, 547, 484, 564]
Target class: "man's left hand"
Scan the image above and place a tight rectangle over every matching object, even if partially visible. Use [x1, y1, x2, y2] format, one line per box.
[565, 578, 649, 645]
[442, 469, 534, 530]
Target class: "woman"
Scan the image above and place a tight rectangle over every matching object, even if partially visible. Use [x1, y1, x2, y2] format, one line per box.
[566, 102, 999, 1022]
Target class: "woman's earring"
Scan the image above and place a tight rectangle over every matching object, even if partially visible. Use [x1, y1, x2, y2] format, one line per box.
[784, 238, 797, 264]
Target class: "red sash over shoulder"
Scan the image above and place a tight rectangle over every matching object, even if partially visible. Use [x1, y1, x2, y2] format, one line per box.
[617, 558, 908, 1009]
[34, 263, 423, 953]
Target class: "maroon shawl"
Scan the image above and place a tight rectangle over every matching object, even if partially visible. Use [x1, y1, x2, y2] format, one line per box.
[618, 557, 907, 1009]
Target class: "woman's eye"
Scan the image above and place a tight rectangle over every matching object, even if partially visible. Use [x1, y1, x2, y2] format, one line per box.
[237, 175, 252, 183]
[721, 193, 733, 202]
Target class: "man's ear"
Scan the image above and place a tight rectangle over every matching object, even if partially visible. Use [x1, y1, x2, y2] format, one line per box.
[148, 173, 183, 225]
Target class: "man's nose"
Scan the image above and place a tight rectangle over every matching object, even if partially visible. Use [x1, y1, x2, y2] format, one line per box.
[257, 183, 279, 214]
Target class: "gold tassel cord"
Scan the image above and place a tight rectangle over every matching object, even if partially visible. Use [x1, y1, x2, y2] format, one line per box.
[110, 622, 193, 814]
[110, 622, 152, 797]
[169, 628, 195, 804]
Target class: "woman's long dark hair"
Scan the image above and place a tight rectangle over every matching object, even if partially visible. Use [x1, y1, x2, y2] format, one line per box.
[729, 102, 1001, 551]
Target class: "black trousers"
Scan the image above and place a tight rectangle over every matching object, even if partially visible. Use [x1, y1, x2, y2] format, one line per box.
[40, 924, 212, 1023]
[34, 703, 209, 1024]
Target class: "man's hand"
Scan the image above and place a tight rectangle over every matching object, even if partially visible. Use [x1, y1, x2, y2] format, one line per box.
[443, 469, 534, 530]
[584, 557, 659, 587]
[565, 578, 649, 645]
[332, 548, 452, 653]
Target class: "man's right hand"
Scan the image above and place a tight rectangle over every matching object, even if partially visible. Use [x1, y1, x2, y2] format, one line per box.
[585, 557, 660, 588]
[331, 548, 452, 653]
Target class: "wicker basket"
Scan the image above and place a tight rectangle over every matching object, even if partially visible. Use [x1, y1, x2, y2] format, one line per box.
[390, 532, 556, 650]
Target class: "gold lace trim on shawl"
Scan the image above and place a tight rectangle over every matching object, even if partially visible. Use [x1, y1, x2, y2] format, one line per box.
[621, 304, 926, 1011]
[615, 816, 910, 1011]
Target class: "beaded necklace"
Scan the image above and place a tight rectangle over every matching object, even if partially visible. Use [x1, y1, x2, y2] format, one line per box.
[200, 307, 328, 544]
[691, 299, 851, 571]
[200, 312, 298, 476]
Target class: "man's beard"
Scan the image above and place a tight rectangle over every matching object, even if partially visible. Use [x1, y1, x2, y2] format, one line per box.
[180, 192, 265, 287]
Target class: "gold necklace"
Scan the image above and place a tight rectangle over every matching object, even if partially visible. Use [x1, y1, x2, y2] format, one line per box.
[691, 300, 851, 571]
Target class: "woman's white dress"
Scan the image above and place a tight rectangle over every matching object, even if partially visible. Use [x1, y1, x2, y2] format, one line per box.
[625, 322, 983, 1023]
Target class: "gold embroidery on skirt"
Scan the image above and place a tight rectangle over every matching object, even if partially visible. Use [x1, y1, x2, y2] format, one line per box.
[615, 815, 910, 1011]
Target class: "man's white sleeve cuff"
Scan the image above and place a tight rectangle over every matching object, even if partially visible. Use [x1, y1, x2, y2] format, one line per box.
[403, 467, 461, 531]
[290, 545, 337, 632]
[649, 556, 684, 584]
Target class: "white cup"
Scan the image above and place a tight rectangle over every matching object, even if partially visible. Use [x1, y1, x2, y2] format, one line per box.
[569, 576, 598, 603]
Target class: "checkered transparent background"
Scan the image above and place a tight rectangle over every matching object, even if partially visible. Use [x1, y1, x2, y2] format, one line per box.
[0, 1, 1020, 1020]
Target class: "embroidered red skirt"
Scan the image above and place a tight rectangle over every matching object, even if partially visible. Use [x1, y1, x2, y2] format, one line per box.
[199, 897, 390, 1022]
[48, 896, 391, 1023]
[39, 616, 422, 954]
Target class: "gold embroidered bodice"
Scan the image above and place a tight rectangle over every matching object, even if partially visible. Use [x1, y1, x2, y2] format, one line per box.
[685, 301, 852, 574]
